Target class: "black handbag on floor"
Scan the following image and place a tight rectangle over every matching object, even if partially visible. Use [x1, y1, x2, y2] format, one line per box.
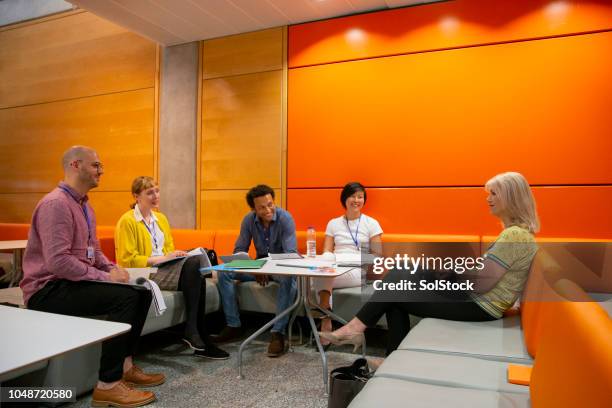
[328, 358, 374, 408]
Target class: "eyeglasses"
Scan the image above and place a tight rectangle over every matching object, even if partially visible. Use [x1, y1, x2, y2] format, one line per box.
[91, 162, 104, 171]
[73, 160, 104, 171]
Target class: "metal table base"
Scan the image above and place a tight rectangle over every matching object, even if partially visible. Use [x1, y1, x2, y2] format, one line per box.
[236, 273, 366, 395]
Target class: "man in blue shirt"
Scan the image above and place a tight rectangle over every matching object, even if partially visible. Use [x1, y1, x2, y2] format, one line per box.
[213, 185, 298, 357]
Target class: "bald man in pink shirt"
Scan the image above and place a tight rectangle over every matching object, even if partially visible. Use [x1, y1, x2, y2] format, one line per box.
[21, 146, 164, 408]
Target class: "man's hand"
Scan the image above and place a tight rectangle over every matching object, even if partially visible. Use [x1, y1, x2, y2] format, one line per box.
[109, 266, 129, 283]
[255, 274, 270, 286]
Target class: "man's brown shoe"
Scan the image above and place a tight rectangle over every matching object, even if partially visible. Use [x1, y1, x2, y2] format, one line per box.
[91, 381, 155, 407]
[123, 365, 165, 387]
[267, 332, 286, 357]
[209, 326, 243, 343]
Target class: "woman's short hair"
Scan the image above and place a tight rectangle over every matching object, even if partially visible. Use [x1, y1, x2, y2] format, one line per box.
[246, 184, 275, 209]
[130, 176, 157, 209]
[340, 182, 367, 208]
[485, 172, 540, 233]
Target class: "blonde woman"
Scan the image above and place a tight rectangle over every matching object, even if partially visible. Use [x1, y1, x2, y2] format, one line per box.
[115, 176, 229, 360]
[320, 172, 539, 355]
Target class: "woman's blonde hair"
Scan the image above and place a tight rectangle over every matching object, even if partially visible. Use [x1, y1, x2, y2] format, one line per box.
[130, 176, 157, 209]
[485, 172, 540, 233]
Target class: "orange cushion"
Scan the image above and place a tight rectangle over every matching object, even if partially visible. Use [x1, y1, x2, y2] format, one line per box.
[99, 236, 116, 262]
[171, 229, 215, 251]
[530, 283, 612, 407]
[520, 250, 562, 358]
[0, 223, 30, 240]
[213, 230, 256, 260]
[382, 233, 480, 260]
[96, 225, 116, 238]
[507, 364, 532, 386]
[494, 236, 612, 294]
[295, 231, 326, 255]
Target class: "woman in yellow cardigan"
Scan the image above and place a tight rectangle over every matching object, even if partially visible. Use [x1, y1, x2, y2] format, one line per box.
[115, 176, 228, 360]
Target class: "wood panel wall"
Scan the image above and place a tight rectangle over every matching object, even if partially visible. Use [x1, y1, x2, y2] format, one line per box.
[199, 27, 286, 230]
[0, 10, 158, 225]
[287, 0, 612, 238]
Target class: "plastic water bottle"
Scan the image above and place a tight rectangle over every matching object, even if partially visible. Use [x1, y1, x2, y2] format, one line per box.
[306, 226, 316, 258]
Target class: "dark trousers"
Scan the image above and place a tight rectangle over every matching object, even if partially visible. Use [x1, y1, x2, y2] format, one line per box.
[357, 269, 496, 355]
[28, 280, 152, 382]
[178, 256, 209, 337]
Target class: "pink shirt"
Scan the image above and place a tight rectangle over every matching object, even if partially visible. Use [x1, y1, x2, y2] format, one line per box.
[20, 182, 114, 305]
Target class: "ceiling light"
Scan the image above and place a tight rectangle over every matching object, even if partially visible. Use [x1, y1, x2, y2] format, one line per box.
[439, 16, 459, 34]
[545, 1, 570, 20]
[346, 28, 366, 46]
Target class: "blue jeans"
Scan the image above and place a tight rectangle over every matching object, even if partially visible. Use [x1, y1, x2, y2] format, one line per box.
[217, 272, 297, 333]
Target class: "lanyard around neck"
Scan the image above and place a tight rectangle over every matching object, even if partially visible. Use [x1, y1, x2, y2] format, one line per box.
[345, 215, 362, 250]
[59, 186, 92, 244]
[142, 218, 160, 252]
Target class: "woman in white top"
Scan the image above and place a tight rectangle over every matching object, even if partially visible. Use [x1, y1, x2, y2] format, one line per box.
[313, 182, 383, 343]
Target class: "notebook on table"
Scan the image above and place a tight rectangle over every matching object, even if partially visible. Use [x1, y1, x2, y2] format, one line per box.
[223, 259, 267, 269]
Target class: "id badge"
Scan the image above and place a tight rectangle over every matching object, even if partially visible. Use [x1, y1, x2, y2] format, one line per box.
[87, 246, 95, 259]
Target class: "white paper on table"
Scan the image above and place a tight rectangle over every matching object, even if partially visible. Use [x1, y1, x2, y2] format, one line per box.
[272, 258, 336, 268]
[335, 253, 376, 266]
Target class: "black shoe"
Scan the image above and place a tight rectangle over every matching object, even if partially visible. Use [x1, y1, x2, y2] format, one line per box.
[209, 326, 244, 343]
[194, 343, 230, 360]
[182, 332, 206, 351]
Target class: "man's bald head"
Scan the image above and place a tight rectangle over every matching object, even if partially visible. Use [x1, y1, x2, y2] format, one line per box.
[61, 146, 103, 193]
[62, 146, 97, 171]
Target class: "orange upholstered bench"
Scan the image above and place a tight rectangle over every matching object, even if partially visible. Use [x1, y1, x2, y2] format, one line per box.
[528, 279, 612, 407]
[212, 230, 255, 260]
[295, 230, 326, 255]
[0, 223, 30, 240]
[483, 236, 612, 294]
[171, 228, 215, 252]
[95, 225, 117, 262]
[381, 233, 480, 263]
[97, 226, 217, 264]
[349, 269, 611, 408]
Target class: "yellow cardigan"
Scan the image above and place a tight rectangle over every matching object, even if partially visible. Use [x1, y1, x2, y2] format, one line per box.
[115, 209, 175, 267]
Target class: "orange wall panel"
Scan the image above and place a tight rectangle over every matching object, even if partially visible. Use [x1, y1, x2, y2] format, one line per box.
[288, 31, 612, 188]
[287, 186, 612, 238]
[533, 186, 612, 239]
[289, 0, 612, 67]
[288, 187, 496, 235]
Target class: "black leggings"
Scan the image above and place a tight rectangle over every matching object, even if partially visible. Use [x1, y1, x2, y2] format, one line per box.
[356, 269, 496, 355]
[178, 256, 209, 337]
